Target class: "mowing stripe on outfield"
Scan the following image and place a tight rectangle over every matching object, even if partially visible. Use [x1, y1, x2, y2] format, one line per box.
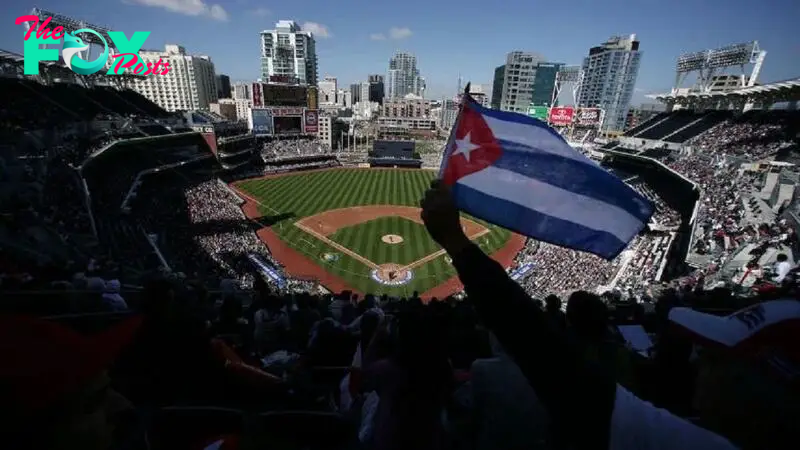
[236, 169, 513, 295]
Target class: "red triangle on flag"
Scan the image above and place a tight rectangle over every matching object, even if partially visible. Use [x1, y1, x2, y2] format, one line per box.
[442, 102, 503, 185]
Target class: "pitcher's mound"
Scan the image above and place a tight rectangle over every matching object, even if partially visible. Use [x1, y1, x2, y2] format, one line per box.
[371, 263, 413, 286]
[381, 234, 404, 244]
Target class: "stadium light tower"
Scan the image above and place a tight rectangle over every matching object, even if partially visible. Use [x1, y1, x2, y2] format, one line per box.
[551, 66, 583, 107]
[673, 41, 766, 94]
[27, 8, 124, 84]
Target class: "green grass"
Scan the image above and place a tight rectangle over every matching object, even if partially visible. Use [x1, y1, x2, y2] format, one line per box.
[328, 216, 440, 266]
[236, 168, 511, 295]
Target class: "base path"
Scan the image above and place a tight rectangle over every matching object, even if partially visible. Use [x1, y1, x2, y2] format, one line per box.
[398, 229, 490, 272]
[231, 179, 527, 300]
[419, 232, 527, 300]
[295, 221, 379, 269]
[295, 205, 485, 237]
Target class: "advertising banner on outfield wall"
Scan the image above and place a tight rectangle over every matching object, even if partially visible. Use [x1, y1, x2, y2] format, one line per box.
[250, 108, 274, 136]
[577, 108, 601, 126]
[304, 110, 319, 133]
[548, 106, 575, 126]
[527, 105, 549, 121]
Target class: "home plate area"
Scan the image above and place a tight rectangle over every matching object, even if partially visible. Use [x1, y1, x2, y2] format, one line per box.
[294, 205, 489, 287]
[372, 264, 413, 286]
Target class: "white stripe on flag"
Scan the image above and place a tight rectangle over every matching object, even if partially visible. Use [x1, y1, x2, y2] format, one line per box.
[483, 115, 592, 166]
[458, 166, 645, 243]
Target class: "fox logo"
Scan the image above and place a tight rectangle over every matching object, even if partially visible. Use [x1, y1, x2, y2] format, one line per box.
[61, 28, 109, 75]
[61, 31, 89, 71]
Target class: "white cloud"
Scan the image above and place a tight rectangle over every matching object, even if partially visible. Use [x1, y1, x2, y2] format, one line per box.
[370, 33, 386, 41]
[126, 0, 229, 21]
[302, 22, 331, 38]
[388, 27, 412, 39]
[250, 7, 270, 17]
[209, 4, 228, 20]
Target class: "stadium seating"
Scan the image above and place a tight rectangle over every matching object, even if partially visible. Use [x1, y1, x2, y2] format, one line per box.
[664, 111, 731, 143]
[3, 55, 800, 448]
[623, 112, 669, 136]
[636, 111, 701, 140]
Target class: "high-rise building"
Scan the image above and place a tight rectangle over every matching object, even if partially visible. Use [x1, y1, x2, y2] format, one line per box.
[491, 65, 505, 109]
[338, 89, 352, 108]
[260, 20, 318, 86]
[440, 98, 459, 129]
[350, 82, 370, 104]
[497, 52, 559, 113]
[124, 45, 217, 112]
[318, 76, 337, 104]
[492, 54, 564, 112]
[216, 74, 231, 99]
[465, 84, 491, 108]
[578, 34, 642, 132]
[381, 97, 431, 118]
[209, 98, 237, 121]
[232, 82, 251, 101]
[350, 83, 362, 103]
[530, 62, 563, 106]
[386, 52, 424, 99]
[368, 74, 385, 104]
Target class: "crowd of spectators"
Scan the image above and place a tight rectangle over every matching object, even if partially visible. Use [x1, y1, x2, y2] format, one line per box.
[5, 71, 800, 448]
[184, 180, 275, 287]
[629, 179, 682, 229]
[690, 113, 796, 160]
[665, 114, 800, 274]
[5, 187, 799, 449]
[264, 158, 340, 174]
[614, 234, 674, 295]
[262, 139, 331, 160]
[510, 241, 622, 298]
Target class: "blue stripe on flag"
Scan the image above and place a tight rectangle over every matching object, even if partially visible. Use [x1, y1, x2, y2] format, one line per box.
[493, 139, 654, 223]
[452, 182, 637, 259]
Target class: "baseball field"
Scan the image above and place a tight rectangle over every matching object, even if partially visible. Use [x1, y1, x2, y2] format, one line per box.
[233, 168, 524, 297]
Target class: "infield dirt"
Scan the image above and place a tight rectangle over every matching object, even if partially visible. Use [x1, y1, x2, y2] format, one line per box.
[232, 177, 526, 300]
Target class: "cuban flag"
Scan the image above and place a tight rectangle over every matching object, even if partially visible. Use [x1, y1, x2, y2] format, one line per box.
[439, 95, 654, 259]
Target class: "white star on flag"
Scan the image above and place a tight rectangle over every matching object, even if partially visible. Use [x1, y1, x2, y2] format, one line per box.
[453, 131, 481, 163]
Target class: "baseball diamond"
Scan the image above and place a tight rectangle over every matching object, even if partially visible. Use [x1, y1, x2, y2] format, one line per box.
[233, 168, 525, 296]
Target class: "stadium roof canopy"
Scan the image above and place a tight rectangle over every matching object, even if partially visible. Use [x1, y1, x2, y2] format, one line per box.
[0, 49, 25, 63]
[650, 77, 800, 103]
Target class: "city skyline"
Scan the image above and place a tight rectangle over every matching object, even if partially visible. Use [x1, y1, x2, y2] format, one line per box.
[0, 0, 797, 105]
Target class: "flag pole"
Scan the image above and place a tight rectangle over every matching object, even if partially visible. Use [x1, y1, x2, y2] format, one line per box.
[438, 81, 471, 179]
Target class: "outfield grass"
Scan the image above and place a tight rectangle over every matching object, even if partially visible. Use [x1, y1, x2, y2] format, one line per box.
[236, 168, 511, 295]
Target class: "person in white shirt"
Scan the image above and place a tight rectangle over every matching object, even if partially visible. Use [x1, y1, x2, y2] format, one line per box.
[772, 253, 792, 283]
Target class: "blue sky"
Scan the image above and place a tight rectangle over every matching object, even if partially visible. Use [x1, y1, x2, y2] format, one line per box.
[2, 0, 798, 105]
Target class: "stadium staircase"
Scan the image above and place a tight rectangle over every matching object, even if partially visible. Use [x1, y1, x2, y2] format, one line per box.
[86, 87, 143, 116]
[623, 113, 670, 136]
[663, 111, 731, 143]
[62, 84, 113, 117]
[114, 89, 170, 117]
[637, 111, 699, 140]
[16, 79, 82, 122]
